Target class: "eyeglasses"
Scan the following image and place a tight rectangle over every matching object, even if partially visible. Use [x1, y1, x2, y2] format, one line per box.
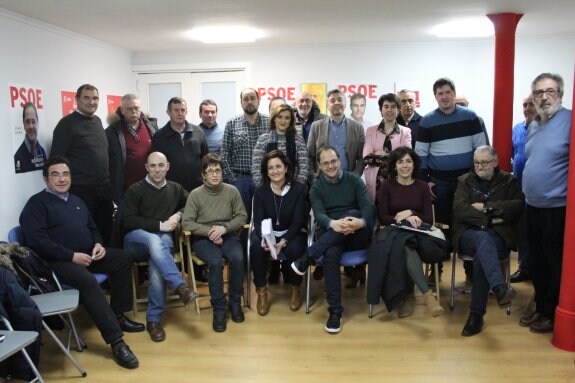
[205, 169, 222, 175]
[48, 171, 71, 178]
[320, 159, 339, 167]
[473, 159, 494, 167]
[533, 88, 558, 99]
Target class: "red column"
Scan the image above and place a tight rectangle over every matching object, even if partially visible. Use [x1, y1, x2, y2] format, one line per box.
[552, 68, 575, 351]
[487, 13, 523, 172]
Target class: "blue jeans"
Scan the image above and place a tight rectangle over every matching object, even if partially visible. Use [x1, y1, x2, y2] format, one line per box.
[193, 234, 244, 313]
[124, 230, 185, 322]
[232, 175, 255, 220]
[459, 228, 507, 316]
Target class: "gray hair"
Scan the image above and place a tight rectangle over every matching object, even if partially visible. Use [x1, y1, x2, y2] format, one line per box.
[121, 93, 139, 107]
[475, 145, 498, 159]
[531, 73, 564, 97]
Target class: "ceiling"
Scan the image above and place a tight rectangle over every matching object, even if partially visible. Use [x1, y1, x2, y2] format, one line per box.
[1, 0, 574, 52]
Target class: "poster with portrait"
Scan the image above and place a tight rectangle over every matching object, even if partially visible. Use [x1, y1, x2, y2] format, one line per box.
[300, 83, 327, 115]
[9, 85, 47, 174]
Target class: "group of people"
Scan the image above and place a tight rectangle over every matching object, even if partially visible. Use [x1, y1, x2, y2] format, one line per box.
[11, 71, 571, 371]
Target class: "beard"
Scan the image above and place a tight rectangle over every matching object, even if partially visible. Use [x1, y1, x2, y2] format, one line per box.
[535, 97, 561, 119]
[243, 105, 258, 115]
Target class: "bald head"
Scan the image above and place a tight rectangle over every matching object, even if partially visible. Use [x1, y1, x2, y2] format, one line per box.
[145, 152, 170, 187]
[455, 95, 469, 107]
[522, 95, 537, 125]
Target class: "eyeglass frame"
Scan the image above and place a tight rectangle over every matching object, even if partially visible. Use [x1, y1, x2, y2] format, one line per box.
[533, 88, 559, 99]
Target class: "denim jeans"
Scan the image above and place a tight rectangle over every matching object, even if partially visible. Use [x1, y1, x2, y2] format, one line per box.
[459, 227, 507, 316]
[193, 233, 244, 313]
[310, 209, 372, 315]
[124, 229, 185, 322]
[232, 175, 255, 221]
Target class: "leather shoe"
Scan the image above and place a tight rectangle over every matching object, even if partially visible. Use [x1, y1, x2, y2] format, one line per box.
[519, 311, 541, 327]
[510, 270, 531, 283]
[175, 283, 197, 305]
[146, 321, 166, 342]
[117, 315, 145, 333]
[493, 285, 516, 308]
[228, 302, 245, 323]
[213, 311, 227, 332]
[461, 313, 484, 337]
[111, 341, 139, 369]
[529, 316, 554, 333]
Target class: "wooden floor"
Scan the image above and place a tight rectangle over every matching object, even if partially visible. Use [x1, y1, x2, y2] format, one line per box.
[35, 255, 573, 383]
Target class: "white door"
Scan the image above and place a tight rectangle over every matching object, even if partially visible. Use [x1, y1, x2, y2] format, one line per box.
[136, 71, 245, 129]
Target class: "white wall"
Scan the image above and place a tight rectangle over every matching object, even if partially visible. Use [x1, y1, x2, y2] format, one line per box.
[0, 9, 133, 240]
[133, 34, 575, 137]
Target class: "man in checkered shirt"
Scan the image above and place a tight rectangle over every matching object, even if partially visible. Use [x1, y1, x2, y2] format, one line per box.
[221, 88, 270, 219]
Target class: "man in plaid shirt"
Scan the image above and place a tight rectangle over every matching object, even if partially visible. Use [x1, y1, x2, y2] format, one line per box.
[221, 88, 270, 218]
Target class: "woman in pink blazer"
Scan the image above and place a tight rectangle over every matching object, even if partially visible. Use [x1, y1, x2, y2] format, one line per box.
[363, 93, 412, 203]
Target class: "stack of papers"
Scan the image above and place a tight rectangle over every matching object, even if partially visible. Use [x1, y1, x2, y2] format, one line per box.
[261, 219, 278, 260]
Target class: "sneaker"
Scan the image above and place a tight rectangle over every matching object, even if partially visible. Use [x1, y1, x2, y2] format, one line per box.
[324, 313, 342, 334]
[291, 255, 310, 276]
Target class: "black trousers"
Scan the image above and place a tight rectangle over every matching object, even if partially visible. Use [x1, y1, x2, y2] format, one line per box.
[49, 247, 134, 344]
[526, 204, 566, 320]
[71, 185, 114, 246]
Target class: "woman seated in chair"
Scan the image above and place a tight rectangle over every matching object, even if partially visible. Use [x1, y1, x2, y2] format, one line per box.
[250, 150, 308, 315]
[375, 146, 444, 317]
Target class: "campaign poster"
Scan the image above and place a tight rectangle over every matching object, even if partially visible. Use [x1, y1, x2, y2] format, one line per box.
[9, 85, 47, 174]
[300, 83, 327, 115]
[61, 90, 76, 116]
[107, 94, 122, 114]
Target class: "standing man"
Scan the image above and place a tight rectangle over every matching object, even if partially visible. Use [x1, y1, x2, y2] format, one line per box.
[307, 89, 365, 176]
[415, 78, 486, 227]
[294, 92, 326, 142]
[198, 99, 224, 155]
[521, 73, 571, 334]
[122, 152, 197, 342]
[291, 146, 374, 333]
[14, 102, 47, 173]
[396, 89, 422, 148]
[349, 93, 372, 131]
[106, 93, 158, 203]
[510, 95, 537, 283]
[51, 84, 114, 245]
[151, 97, 208, 192]
[452, 146, 523, 336]
[221, 88, 270, 217]
[20, 156, 143, 369]
[455, 95, 490, 145]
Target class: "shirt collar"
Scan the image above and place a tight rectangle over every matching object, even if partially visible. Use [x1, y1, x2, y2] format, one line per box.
[45, 187, 69, 201]
[145, 175, 167, 189]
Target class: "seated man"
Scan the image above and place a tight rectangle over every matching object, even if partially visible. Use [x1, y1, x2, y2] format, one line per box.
[19, 156, 143, 369]
[122, 152, 197, 342]
[291, 146, 374, 334]
[452, 146, 524, 337]
[182, 153, 247, 333]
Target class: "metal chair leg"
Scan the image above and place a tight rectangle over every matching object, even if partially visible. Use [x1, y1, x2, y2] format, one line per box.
[42, 320, 87, 377]
[305, 265, 311, 314]
[450, 253, 456, 311]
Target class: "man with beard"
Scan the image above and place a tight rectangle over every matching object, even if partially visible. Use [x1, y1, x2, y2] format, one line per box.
[221, 88, 270, 217]
[307, 89, 365, 176]
[396, 89, 422, 148]
[294, 92, 326, 142]
[520, 73, 571, 334]
[452, 146, 523, 336]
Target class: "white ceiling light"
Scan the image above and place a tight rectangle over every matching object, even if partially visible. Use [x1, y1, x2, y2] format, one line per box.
[430, 17, 494, 38]
[186, 25, 265, 44]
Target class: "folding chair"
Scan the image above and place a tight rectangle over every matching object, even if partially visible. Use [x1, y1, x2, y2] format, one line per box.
[130, 226, 188, 316]
[0, 317, 44, 383]
[8, 226, 108, 285]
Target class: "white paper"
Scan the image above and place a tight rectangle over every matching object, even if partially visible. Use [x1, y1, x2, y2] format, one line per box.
[261, 218, 277, 260]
